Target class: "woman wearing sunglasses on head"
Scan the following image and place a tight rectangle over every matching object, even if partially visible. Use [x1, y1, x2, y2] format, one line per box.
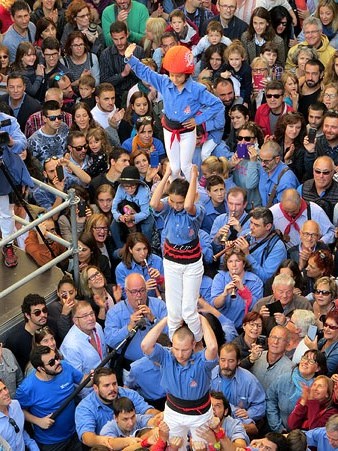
[313, 276, 337, 331]
[305, 310, 338, 376]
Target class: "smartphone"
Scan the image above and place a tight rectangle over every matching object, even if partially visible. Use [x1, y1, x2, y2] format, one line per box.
[267, 300, 284, 316]
[236, 142, 249, 159]
[257, 335, 266, 347]
[307, 325, 318, 341]
[308, 127, 317, 144]
[56, 165, 64, 181]
[149, 151, 159, 168]
[253, 74, 264, 90]
[78, 200, 86, 217]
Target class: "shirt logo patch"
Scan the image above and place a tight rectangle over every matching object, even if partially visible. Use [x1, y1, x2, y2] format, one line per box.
[190, 380, 198, 387]
[184, 105, 191, 115]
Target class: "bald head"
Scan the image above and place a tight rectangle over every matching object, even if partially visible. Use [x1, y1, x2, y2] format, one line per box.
[313, 155, 335, 191]
[281, 189, 301, 217]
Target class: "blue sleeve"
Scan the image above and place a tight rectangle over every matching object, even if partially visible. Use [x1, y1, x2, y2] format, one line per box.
[119, 387, 153, 413]
[246, 377, 266, 421]
[112, 186, 124, 221]
[128, 55, 168, 94]
[246, 241, 287, 283]
[75, 399, 98, 439]
[193, 86, 224, 126]
[276, 171, 299, 202]
[8, 115, 27, 154]
[23, 431, 40, 451]
[199, 229, 213, 264]
[121, 138, 133, 153]
[266, 379, 284, 432]
[211, 272, 226, 305]
[133, 186, 151, 223]
[104, 304, 130, 348]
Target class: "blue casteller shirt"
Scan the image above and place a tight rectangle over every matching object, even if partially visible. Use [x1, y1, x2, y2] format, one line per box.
[100, 414, 153, 437]
[104, 298, 167, 362]
[211, 270, 263, 328]
[148, 343, 217, 400]
[157, 198, 204, 246]
[15, 361, 83, 445]
[125, 356, 166, 401]
[112, 183, 151, 224]
[210, 366, 266, 422]
[127, 56, 224, 127]
[306, 428, 337, 450]
[75, 387, 153, 440]
[201, 198, 228, 235]
[258, 162, 299, 207]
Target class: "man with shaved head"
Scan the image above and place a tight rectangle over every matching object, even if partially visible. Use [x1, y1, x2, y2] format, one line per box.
[288, 220, 329, 268]
[298, 156, 338, 222]
[270, 188, 335, 248]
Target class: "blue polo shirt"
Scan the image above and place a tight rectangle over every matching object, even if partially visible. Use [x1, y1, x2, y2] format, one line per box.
[100, 414, 153, 437]
[148, 344, 217, 400]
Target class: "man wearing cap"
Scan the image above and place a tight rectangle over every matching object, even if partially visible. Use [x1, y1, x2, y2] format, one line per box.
[111, 166, 154, 245]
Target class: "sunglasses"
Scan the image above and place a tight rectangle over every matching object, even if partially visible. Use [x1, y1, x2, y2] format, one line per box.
[324, 323, 338, 330]
[46, 354, 60, 366]
[236, 136, 254, 142]
[0, 55, 9, 59]
[314, 289, 331, 295]
[44, 156, 58, 164]
[137, 116, 152, 123]
[71, 144, 88, 151]
[31, 307, 48, 317]
[53, 72, 65, 81]
[9, 418, 20, 433]
[279, 21, 287, 26]
[266, 94, 282, 99]
[47, 115, 63, 121]
[314, 168, 332, 175]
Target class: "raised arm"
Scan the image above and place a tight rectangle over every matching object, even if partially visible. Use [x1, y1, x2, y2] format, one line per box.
[184, 165, 198, 215]
[200, 314, 218, 361]
[141, 316, 167, 355]
[150, 165, 171, 211]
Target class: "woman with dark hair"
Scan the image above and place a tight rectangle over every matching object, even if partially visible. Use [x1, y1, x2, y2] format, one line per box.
[130, 150, 160, 188]
[10, 42, 44, 96]
[304, 249, 334, 297]
[61, 31, 100, 85]
[25, 326, 61, 375]
[121, 116, 165, 161]
[288, 374, 338, 430]
[313, 276, 337, 330]
[270, 6, 295, 56]
[267, 349, 327, 433]
[70, 102, 98, 136]
[240, 7, 285, 64]
[84, 213, 115, 271]
[93, 184, 114, 225]
[34, 17, 57, 48]
[226, 104, 250, 153]
[211, 249, 263, 330]
[77, 231, 112, 282]
[274, 112, 306, 182]
[232, 311, 265, 361]
[198, 43, 227, 84]
[264, 259, 306, 296]
[306, 310, 338, 376]
[118, 91, 161, 144]
[80, 265, 121, 326]
[61, 0, 104, 56]
[30, 0, 65, 40]
[231, 122, 264, 209]
[115, 232, 164, 298]
[0, 45, 10, 92]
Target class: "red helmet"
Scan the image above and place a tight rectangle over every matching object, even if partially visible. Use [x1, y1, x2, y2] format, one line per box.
[162, 45, 194, 74]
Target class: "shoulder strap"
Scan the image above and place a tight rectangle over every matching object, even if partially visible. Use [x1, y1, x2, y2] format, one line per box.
[307, 202, 311, 220]
[266, 166, 290, 208]
[249, 230, 276, 254]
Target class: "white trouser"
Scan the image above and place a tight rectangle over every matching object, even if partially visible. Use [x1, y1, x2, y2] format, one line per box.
[163, 128, 196, 181]
[0, 195, 14, 239]
[164, 404, 213, 451]
[163, 257, 203, 341]
[201, 138, 217, 162]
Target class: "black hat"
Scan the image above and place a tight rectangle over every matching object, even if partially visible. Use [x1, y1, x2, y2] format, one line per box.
[118, 166, 145, 185]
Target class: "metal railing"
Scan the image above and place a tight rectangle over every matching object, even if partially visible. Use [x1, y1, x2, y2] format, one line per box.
[0, 178, 80, 299]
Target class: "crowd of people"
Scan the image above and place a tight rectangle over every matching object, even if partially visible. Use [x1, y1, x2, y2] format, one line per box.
[1, 0, 338, 448]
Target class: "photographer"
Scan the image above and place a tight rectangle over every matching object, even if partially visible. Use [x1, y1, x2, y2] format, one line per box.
[0, 103, 31, 267]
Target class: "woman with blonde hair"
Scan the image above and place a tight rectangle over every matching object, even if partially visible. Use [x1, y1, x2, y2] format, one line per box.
[323, 50, 338, 85]
[282, 71, 299, 109]
[143, 17, 167, 57]
[314, 0, 338, 47]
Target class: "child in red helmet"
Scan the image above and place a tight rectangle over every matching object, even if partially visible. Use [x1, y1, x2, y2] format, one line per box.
[125, 44, 224, 181]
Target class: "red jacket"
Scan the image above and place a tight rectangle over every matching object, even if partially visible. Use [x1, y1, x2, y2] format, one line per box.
[288, 399, 338, 430]
[254, 102, 293, 137]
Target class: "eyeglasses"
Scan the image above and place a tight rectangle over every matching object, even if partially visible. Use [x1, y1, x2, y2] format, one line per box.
[92, 226, 108, 232]
[137, 116, 152, 123]
[88, 271, 102, 281]
[71, 144, 88, 151]
[8, 418, 20, 433]
[44, 156, 59, 164]
[323, 93, 337, 99]
[304, 30, 320, 35]
[126, 287, 147, 295]
[324, 323, 338, 330]
[46, 354, 61, 367]
[53, 72, 65, 81]
[301, 231, 319, 238]
[247, 322, 262, 329]
[31, 307, 48, 317]
[257, 156, 276, 164]
[219, 4, 236, 9]
[300, 356, 317, 365]
[71, 43, 85, 48]
[269, 335, 287, 342]
[46, 114, 63, 121]
[314, 168, 332, 175]
[236, 135, 254, 142]
[266, 94, 282, 99]
[252, 68, 267, 74]
[76, 12, 90, 18]
[44, 52, 59, 59]
[314, 289, 331, 295]
[74, 311, 96, 319]
[279, 21, 288, 26]
[0, 55, 9, 59]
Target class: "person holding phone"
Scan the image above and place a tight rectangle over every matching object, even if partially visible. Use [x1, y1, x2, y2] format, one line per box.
[232, 312, 266, 364]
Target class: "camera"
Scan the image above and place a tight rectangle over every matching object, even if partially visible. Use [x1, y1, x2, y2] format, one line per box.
[0, 118, 11, 147]
[88, 23, 97, 34]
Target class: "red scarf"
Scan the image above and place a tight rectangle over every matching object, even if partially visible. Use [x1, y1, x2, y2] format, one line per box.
[280, 198, 308, 235]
